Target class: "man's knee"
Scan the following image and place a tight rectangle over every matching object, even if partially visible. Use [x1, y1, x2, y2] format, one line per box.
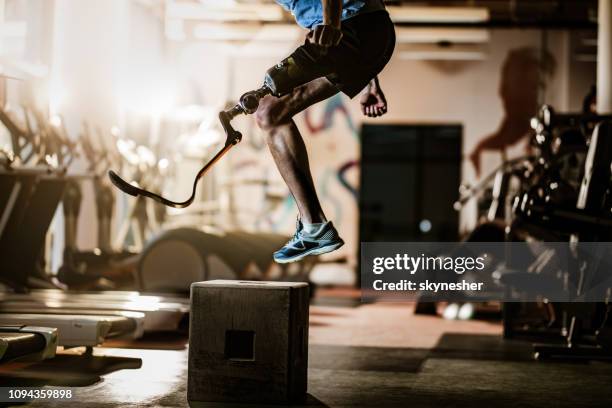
[255, 96, 291, 131]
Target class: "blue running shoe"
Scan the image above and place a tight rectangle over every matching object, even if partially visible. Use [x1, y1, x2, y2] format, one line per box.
[273, 220, 344, 264]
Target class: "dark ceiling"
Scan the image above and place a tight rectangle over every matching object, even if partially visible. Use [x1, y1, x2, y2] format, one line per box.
[386, 0, 599, 28]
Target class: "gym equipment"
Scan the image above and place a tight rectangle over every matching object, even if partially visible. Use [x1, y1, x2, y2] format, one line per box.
[451, 105, 601, 324]
[0, 314, 140, 348]
[0, 290, 188, 332]
[137, 228, 313, 293]
[456, 105, 603, 224]
[497, 109, 596, 339]
[455, 156, 533, 222]
[0, 160, 66, 290]
[109, 128, 167, 250]
[0, 107, 84, 290]
[109, 56, 327, 208]
[0, 107, 188, 343]
[0, 165, 145, 344]
[530, 120, 612, 360]
[512, 111, 612, 229]
[0, 326, 57, 363]
[58, 124, 140, 288]
[0, 304, 146, 334]
[188, 280, 309, 404]
[0, 106, 46, 166]
[497, 114, 612, 359]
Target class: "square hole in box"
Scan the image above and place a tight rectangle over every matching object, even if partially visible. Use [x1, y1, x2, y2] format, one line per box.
[225, 330, 255, 361]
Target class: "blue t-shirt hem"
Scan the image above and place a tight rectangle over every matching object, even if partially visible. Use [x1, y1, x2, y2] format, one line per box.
[277, 0, 385, 30]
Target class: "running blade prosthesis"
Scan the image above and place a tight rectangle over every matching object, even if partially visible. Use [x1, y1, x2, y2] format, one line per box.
[107, 86, 270, 209]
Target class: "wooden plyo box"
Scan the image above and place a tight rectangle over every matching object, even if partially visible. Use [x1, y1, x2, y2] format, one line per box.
[188, 280, 310, 404]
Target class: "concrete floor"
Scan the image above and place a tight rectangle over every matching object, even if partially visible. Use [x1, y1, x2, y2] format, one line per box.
[2, 293, 612, 407]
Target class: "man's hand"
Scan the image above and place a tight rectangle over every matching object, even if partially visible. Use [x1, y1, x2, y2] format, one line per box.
[360, 78, 388, 118]
[307, 24, 343, 49]
[308, 0, 343, 49]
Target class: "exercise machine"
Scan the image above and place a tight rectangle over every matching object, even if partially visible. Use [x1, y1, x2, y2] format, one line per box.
[524, 121, 612, 360]
[0, 314, 140, 348]
[0, 326, 57, 364]
[0, 106, 187, 349]
[499, 111, 612, 359]
[58, 123, 141, 288]
[0, 127, 143, 346]
[137, 228, 313, 293]
[443, 105, 599, 322]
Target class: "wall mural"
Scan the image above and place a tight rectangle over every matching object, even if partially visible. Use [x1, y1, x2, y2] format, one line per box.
[470, 47, 557, 175]
[303, 93, 358, 137]
[304, 93, 361, 203]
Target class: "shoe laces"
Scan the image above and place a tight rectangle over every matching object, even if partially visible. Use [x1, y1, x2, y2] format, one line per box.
[286, 217, 304, 246]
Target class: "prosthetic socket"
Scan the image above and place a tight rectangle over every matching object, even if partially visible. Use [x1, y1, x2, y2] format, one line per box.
[220, 56, 327, 141]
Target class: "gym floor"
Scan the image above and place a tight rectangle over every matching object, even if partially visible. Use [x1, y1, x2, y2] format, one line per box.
[3, 289, 612, 408]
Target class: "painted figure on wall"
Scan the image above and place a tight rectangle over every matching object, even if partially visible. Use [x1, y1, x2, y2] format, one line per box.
[470, 47, 556, 175]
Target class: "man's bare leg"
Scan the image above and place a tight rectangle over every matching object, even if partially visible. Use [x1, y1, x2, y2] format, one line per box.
[255, 78, 339, 225]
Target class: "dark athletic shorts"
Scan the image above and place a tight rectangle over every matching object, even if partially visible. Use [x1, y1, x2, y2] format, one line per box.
[289, 10, 396, 99]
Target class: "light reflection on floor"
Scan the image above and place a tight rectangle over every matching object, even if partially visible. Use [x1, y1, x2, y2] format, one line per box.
[15, 347, 189, 407]
[76, 348, 188, 405]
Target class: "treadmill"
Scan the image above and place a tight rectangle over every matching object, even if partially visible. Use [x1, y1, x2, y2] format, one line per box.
[0, 325, 57, 363]
[0, 120, 188, 337]
[0, 290, 185, 332]
[0, 166, 144, 345]
[0, 315, 136, 347]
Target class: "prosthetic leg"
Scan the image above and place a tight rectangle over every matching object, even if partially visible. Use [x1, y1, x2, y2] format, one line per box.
[108, 56, 327, 208]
